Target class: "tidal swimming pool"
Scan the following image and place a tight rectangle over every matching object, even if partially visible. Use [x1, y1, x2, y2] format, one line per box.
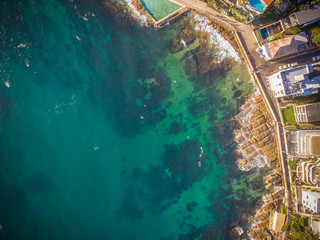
[140, 0, 182, 21]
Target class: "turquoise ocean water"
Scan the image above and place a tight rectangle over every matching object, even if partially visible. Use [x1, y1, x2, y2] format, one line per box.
[0, 0, 265, 239]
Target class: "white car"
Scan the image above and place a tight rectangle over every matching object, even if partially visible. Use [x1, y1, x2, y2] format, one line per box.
[279, 65, 287, 70]
[288, 62, 298, 67]
[312, 55, 320, 61]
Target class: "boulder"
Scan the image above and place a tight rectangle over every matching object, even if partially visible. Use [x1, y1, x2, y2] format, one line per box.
[180, 25, 196, 44]
[170, 37, 184, 53]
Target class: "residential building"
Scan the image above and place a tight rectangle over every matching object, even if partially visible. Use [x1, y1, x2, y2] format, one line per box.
[296, 161, 320, 185]
[262, 32, 308, 60]
[267, 63, 320, 98]
[294, 102, 320, 123]
[289, 130, 320, 157]
[293, 4, 320, 28]
[311, 219, 320, 238]
[281, 4, 320, 29]
[301, 191, 320, 214]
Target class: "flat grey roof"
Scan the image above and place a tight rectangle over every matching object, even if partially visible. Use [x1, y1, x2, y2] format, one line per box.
[282, 65, 308, 82]
[306, 102, 320, 122]
[295, 4, 320, 26]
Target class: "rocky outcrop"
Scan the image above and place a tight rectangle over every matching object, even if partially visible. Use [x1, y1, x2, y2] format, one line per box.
[234, 92, 279, 171]
[169, 24, 196, 53]
[233, 93, 286, 239]
[131, 0, 154, 23]
[211, 22, 240, 54]
[100, 0, 153, 26]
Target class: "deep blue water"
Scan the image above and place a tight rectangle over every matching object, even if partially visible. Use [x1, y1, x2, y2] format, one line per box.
[0, 0, 264, 239]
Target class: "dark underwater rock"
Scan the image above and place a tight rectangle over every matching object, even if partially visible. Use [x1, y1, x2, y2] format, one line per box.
[186, 201, 198, 212]
[169, 24, 196, 53]
[170, 37, 184, 53]
[180, 25, 196, 44]
[0, 94, 14, 117]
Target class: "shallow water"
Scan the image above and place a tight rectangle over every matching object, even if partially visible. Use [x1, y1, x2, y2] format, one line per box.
[0, 0, 264, 239]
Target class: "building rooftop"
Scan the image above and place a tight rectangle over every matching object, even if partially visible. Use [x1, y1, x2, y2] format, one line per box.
[268, 63, 320, 98]
[262, 33, 308, 60]
[270, 211, 286, 233]
[289, 130, 320, 157]
[312, 136, 320, 155]
[262, 0, 275, 6]
[312, 219, 320, 235]
[295, 4, 320, 27]
[294, 102, 320, 122]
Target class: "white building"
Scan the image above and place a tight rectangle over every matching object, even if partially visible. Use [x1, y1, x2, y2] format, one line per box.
[294, 102, 320, 123]
[289, 130, 320, 157]
[297, 161, 320, 185]
[302, 191, 320, 214]
[267, 63, 320, 98]
[311, 219, 320, 238]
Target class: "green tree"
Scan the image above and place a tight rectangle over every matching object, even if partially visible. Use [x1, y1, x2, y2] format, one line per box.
[288, 159, 296, 169]
[311, 26, 320, 46]
[281, 205, 287, 214]
[288, 229, 318, 240]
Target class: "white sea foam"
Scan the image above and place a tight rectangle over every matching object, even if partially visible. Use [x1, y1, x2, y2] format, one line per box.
[4, 81, 10, 88]
[181, 39, 186, 47]
[191, 13, 240, 62]
[121, 0, 149, 27]
[17, 43, 26, 48]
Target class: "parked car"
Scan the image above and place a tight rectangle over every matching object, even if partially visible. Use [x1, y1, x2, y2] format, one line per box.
[279, 65, 287, 70]
[312, 55, 320, 61]
[288, 62, 298, 67]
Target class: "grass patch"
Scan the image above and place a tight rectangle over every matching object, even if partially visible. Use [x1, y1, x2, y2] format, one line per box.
[288, 158, 296, 169]
[254, 30, 262, 46]
[286, 126, 297, 130]
[281, 106, 297, 125]
[281, 205, 288, 214]
[290, 171, 296, 182]
[292, 92, 320, 105]
[296, 124, 320, 129]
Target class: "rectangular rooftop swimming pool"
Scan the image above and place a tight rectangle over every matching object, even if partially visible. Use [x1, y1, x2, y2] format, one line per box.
[140, 0, 182, 22]
[249, 0, 265, 11]
[260, 28, 269, 40]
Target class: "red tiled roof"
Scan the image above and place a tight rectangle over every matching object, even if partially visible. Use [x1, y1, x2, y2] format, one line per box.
[263, 0, 275, 6]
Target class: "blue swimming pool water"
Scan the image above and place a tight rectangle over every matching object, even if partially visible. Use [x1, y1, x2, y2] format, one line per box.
[249, 0, 265, 11]
[260, 28, 269, 39]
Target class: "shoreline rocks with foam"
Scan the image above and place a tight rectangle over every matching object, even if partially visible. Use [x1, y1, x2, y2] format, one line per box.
[231, 92, 287, 239]
[100, 0, 151, 27]
[234, 92, 279, 172]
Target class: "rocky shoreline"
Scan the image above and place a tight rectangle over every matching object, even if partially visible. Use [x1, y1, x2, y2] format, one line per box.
[234, 92, 279, 172]
[230, 92, 286, 239]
